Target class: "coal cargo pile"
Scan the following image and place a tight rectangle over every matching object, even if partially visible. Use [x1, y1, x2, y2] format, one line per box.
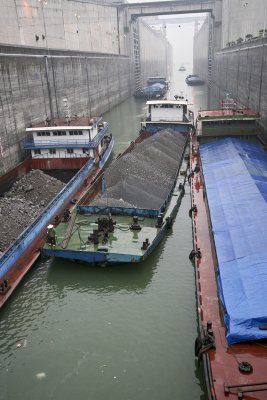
[92, 129, 187, 209]
[0, 170, 64, 252]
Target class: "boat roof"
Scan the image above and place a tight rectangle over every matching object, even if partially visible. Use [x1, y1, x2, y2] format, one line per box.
[147, 76, 166, 80]
[26, 116, 102, 131]
[197, 108, 260, 119]
[147, 100, 189, 106]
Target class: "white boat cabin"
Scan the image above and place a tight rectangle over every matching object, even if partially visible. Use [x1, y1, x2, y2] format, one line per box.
[25, 116, 109, 159]
[146, 100, 189, 122]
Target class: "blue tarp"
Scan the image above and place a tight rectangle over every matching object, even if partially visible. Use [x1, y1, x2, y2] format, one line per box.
[200, 138, 267, 344]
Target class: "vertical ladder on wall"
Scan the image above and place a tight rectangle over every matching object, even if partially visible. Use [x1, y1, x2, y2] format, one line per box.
[207, 16, 214, 89]
[132, 21, 141, 93]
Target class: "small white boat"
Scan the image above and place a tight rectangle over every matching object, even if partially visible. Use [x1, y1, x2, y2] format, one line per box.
[140, 95, 194, 135]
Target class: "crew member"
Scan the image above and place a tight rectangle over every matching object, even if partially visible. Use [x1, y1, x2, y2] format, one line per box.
[47, 224, 56, 246]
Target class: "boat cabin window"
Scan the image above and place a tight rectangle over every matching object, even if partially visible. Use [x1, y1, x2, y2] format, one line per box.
[160, 104, 174, 108]
[156, 104, 182, 109]
[204, 119, 255, 126]
[34, 149, 41, 154]
[82, 148, 89, 154]
[37, 132, 50, 136]
[49, 149, 56, 154]
[67, 148, 74, 154]
[69, 130, 83, 136]
[53, 131, 67, 136]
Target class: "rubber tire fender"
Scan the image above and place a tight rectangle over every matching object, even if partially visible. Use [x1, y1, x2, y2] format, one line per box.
[194, 336, 202, 357]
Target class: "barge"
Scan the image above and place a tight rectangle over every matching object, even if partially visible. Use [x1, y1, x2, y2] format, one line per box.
[0, 102, 113, 307]
[190, 97, 267, 399]
[42, 130, 188, 266]
[42, 97, 194, 265]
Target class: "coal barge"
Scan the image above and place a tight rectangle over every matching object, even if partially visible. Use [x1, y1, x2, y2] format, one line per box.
[42, 96, 194, 265]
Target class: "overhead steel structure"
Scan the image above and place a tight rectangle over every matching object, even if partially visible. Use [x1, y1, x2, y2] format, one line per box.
[120, 0, 222, 90]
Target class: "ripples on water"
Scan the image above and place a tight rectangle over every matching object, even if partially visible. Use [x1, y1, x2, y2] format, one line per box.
[0, 77, 208, 400]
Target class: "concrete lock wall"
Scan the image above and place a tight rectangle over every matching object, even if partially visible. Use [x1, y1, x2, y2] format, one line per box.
[211, 38, 267, 127]
[193, 15, 209, 81]
[193, 0, 267, 128]
[0, 0, 171, 176]
[212, 0, 267, 127]
[0, 0, 127, 55]
[222, 0, 267, 48]
[138, 20, 170, 87]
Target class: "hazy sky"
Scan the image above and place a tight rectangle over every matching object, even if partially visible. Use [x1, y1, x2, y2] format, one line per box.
[126, 0, 206, 69]
[166, 20, 195, 69]
[146, 14, 206, 70]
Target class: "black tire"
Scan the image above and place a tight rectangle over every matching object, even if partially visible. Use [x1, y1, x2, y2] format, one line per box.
[194, 336, 202, 357]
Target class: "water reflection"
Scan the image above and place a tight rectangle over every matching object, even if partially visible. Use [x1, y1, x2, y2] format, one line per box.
[194, 359, 209, 400]
[46, 234, 168, 295]
[0, 263, 57, 361]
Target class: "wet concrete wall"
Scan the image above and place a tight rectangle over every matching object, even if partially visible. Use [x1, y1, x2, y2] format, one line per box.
[222, 0, 267, 48]
[193, 16, 209, 82]
[0, 0, 128, 55]
[139, 21, 171, 87]
[193, 2, 267, 129]
[211, 38, 267, 128]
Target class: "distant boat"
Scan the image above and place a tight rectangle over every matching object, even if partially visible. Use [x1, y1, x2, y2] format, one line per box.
[134, 76, 169, 99]
[185, 74, 205, 85]
[179, 65, 186, 71]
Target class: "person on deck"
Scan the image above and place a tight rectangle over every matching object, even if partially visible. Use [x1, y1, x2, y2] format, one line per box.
[47, 224, 56, 246]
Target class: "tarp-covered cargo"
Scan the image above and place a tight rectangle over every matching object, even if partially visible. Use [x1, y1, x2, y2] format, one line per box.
[200, 138, 267, 344]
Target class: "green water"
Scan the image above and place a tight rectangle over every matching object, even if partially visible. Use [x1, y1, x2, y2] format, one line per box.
[0, 75, 208, 400]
